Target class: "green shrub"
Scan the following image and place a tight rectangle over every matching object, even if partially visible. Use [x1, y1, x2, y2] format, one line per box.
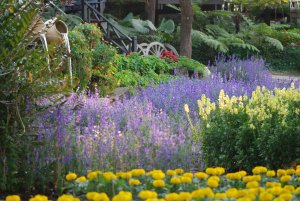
[72, 23, 103, 49]
[176, 56, 207, 77]
[68, 30, 92, 89]
[262, 45, 300, 73]
[114, 70, 141, 87]
[92, 44, 119, 96]
[115, 53, 173, 75]
[195, 86, 300, 172]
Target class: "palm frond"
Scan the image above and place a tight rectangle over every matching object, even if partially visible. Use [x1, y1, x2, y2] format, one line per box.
[192, 30, 228, 53]
[239, 13, 255, 27]
[264, 36, 284, 51]
[205, 24, 230, 37]
[229, 43, 260, 52]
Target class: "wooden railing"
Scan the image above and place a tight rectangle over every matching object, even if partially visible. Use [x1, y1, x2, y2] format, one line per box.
[81, 0, 137, 53]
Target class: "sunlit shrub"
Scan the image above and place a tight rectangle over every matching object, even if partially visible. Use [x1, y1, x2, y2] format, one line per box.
[194, 85, 300, 171]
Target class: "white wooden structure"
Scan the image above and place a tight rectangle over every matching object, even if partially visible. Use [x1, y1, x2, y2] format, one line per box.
[290, 0, 300, 23]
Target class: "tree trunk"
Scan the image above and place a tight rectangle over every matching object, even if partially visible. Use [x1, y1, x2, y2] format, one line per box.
[145, 0, 156, 24]
[264, 7, 271, 26]
[179, 0, 193, 58]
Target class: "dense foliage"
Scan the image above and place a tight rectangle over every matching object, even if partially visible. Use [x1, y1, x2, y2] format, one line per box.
[197, 86, 300, 172]
[0, 0, 71, 193]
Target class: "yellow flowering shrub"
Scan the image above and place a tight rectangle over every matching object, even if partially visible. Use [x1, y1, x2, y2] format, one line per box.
[194, 85, 300, 171]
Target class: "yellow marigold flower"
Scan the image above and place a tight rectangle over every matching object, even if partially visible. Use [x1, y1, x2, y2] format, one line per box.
[284, 185, 295, 193]
[86, 192, 98, 200]
[295, 168, 300, 176]
[131, 169, 145, 177]
[6, 195, 21, 201]
[166, 170, 176, 176]
[194, 172, 208, 179]
[146, 199, 165, 201]
[209, 176, 220, 182]
[165, 193, 179, 201]
[66, 173, 77, 181]
[215, 167, 225, 175]
[58, 194, 79, 201]
[87, 172, 98, 180]
[205, 168, 216, 175]
[170, 177, 181, 185]
[269, 187, 283, 196]
[236, 197, 252, 201]
[183, 172, 193, 178]
[180, 176, 192, 183]
[120, 172, 132, 179]
[286, 169, 295, 175]
[103, 172, 117, 180]
[207, 179, 218, 188]
[242, 176, 252, 183]
[29, 195, 48, 201]
[226, 188, 239, 198]
[295, 187, 300, 194]
[76, 176, 87, 182]
[174, 168, 184, 174]
[259, 192, 273, 201]
[112, 191, 132, 201]
[191, 188, 214, 199]
[277, 169, 287, 177]
[151, 171, 165, 180]
[238, 171, 247, 177]
[88, 192, 109, 201]
[184, 104, 189, 113]
[252, 166, 267, 174]
[178, 192, 191, 201]
[139, 191, 157, 200]
[280, 175, 291, 183]
[266, 170, 276, 177]
[129, 179, 141, 186]
[246, 181, 259, 188]
[153, 180, 165, 188]
[279, 193, 293, 201]
[226, 173, 242, 180]
[237, 189, 248, 198]
[147, 199, 165, 201]
[215, 193, 227, 199]
[254, 175, 261, 181]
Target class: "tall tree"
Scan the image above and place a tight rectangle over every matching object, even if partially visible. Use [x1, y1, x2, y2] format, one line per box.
[145, 0, 156, 24]
[180, 0, 193, 58]
[234, 0, 289, 25]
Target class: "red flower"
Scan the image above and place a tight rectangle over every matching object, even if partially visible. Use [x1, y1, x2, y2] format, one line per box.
[160, 50, 178, 62]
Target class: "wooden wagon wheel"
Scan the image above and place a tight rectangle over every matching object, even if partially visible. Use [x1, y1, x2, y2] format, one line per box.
[164, 43, 179, 56]
[137, 43, 149, 56]
[145, 42, 166, 57]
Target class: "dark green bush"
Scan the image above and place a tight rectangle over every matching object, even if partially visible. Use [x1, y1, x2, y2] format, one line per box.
[262, 45, 300, 72]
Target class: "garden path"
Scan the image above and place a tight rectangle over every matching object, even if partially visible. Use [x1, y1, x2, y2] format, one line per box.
[271, 74, 300, 82]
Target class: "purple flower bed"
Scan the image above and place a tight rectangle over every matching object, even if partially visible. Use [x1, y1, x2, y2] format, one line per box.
[29, 57, 299, 176]
[32, 94, 202, 175]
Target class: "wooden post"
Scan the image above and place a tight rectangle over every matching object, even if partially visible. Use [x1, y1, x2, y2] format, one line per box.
[131, 36, 138, 52]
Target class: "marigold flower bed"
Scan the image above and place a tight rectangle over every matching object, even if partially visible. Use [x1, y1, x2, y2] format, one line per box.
[6, 166, 300, 201]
